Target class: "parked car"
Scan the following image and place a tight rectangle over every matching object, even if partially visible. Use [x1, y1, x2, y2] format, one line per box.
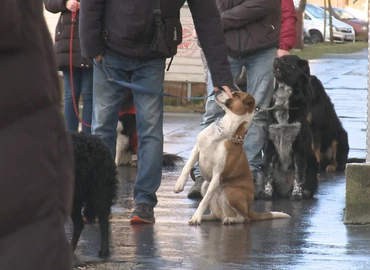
[303, 27, 314, 44]
[324, 7, 368, 41]
[295, 2, 356, 43]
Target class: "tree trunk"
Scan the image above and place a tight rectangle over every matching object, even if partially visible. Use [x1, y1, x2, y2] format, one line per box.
[328, 0, 334, 43]
[323, 0, 327, 41]
[294, 0, 307, 49]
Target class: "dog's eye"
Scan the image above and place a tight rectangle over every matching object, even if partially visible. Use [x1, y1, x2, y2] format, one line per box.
[232, 92, 240, 98]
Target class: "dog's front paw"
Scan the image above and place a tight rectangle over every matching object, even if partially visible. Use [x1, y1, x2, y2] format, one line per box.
[290, 183, 303, 200]
[259, 182, 273, 200]
[259, 189, 273, 200]
[290, 192, 303, 201]
[188, 215, 202, 225]
[290, 187, 303, 201]
[130, 154, 138, 167]
[302, 189, 312, 199]
[174, 175, 187, 193]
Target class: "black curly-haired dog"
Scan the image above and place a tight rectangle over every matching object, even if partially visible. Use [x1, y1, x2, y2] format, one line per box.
[70, 132, 118, 260]
[272, 55, 364, 172]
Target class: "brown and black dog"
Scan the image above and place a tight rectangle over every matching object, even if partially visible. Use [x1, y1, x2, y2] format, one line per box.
[174, 90, 291, 225]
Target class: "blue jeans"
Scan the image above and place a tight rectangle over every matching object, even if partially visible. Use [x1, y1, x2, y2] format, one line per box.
[194, 47, 276, 176]
[93, 52, 166, 207]
[62, 67, 93, 133]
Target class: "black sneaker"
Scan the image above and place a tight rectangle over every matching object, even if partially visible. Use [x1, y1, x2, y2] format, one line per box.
[130, 203, 155, 224]
[187, 176, 204, 199]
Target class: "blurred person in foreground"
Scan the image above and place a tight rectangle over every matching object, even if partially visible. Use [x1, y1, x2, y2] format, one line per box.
[0, 0, 74, 269]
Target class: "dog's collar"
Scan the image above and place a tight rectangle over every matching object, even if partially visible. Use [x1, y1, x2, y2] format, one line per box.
[215, 118, 244, 144]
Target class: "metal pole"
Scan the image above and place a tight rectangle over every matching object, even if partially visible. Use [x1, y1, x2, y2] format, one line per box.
[367, 0, 370, 162]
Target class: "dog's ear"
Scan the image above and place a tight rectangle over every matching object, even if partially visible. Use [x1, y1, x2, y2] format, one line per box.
[298, 59, 310, 75]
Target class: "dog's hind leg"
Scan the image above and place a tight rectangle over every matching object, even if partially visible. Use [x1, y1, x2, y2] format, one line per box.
[174, 145, 199, 193]
[326, 140, 338, 172]
[71, 200, 84, 252]
[97, 206, 110, 257]
[202, 211, 219, 221]
[189, 173, 221, 225]
[222, 187, 249, 224]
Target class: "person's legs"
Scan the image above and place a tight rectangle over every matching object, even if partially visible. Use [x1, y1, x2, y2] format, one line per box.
[92, 53, 129, 157]
[62, 67, 82, 132]
[188, 59, 244, 198]
[200, 71, 225, 128]
[130, 57, 166, 224]
[244, 47, 277, 177]
[80, 68, 93, 133]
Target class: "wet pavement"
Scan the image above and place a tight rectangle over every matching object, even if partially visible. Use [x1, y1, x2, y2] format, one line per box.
[70, 50, 370, 270]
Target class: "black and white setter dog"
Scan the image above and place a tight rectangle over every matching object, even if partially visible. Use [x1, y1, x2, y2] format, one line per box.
[259, 78, 319, 200]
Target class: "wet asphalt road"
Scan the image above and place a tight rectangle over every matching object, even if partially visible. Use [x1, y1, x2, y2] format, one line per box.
[70, 51, 370, 270]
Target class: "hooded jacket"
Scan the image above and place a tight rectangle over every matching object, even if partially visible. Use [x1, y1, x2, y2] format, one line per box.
[44, 0, 92, 70]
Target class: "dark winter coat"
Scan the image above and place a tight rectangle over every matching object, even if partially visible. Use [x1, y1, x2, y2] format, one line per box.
[216, 0, 282, 58]
[44, 0, 92, 70]
[79, 0, 234, 87]
[0, 0, 74, 269]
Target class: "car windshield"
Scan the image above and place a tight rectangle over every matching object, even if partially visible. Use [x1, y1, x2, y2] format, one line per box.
[306, 4, 330, 19]
[333, 8, 356, 19]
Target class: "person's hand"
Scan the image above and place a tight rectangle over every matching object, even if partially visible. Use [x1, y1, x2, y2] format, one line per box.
[66, 0, 80, 12]
[277, 49, 290, 58]
[94, 53, 103, 62]
[214, 86, 233, 99]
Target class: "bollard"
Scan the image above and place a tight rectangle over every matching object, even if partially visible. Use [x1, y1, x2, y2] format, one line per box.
[344, 163, 370, 224]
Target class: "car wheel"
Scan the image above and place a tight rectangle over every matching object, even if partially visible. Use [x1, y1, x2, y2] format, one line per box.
[309, 30, 323, 43]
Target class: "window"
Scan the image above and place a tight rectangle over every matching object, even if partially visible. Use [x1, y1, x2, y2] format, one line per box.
[306, 4, 330, 19]
[333, 8, 356, 20]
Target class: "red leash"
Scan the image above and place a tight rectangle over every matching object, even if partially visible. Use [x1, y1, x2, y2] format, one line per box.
[69, 11, 91, 128]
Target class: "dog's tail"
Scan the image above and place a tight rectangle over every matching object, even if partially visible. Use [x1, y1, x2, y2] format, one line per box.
[248, 209, 291, 221]
[163, 152, 184, 167]
[346, 158, 365, 164]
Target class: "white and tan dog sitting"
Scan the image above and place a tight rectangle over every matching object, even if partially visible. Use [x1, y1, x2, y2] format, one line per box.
[174, 90, 291, 225]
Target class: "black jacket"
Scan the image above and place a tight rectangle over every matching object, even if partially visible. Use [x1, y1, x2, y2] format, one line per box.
[44, 0, 92, 69]
[79, 0, 234, 87]
[217, 0, 281, 58]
